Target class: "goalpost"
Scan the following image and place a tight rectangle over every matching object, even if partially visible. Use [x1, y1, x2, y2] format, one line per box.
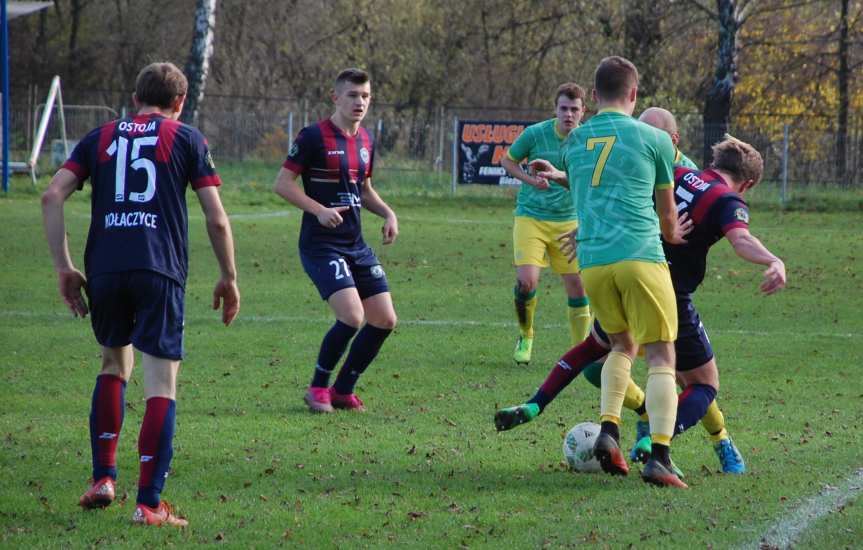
[8, 75, 69, 186]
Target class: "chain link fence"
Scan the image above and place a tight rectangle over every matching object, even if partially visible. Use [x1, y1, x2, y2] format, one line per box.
[7, 86, 861, 194]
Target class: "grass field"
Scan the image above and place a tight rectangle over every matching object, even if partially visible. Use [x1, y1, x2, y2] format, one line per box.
[1, 163, 862, 548]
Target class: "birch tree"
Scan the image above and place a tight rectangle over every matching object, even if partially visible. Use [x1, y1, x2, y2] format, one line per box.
[181, 0, 217, 125]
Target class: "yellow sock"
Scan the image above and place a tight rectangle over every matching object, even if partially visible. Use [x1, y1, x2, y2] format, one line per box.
[567, 297, 591, 345]
[514, 288, 538, 338]
[623, 379, 645, 412]
[646, 365, 676, 446]
[599, 352, 632, 424]
[702, 400, 729, 443]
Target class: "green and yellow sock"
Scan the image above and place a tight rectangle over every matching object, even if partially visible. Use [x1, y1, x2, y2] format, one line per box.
[702, 400, 729, 443]
[514, 286, 537, 338]
[567, 296, 591, 345]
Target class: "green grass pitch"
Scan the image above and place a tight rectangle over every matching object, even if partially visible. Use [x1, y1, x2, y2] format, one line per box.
[1, 164, 862, 548]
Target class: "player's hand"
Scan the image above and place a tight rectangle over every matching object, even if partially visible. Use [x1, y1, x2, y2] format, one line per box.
[317, 206, 350, 229]
[666, 212, 693, 245]
[531, 177, 550, 190]
[58, 268, 88, 317]
[529, 159, 566, 185]
[761, 259, 786, 295]
[213, 278, 240, 326]
[382, 214, 399, 245]
[558, 230, 578, 262]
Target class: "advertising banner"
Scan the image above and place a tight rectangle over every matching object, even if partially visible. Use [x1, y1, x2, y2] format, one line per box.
[457, 120, 534, 185]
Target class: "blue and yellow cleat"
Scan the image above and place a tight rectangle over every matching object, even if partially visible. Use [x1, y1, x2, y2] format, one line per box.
[714, 438, 746, 474]
[513, 336, 533, 365]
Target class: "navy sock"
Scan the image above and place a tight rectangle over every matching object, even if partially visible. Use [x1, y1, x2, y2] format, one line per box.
[137, 397, 176, 507]
[89, 374, 126, 480]
[674, 384, 717, 436]
[332, 324, 392, 395]
[312, 320, 358, 388]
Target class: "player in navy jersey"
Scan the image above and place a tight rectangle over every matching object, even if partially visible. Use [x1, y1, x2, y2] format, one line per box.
[41, 62, 240, 527]
[496, 135, 786, 475]
[274, 68, 398, 413]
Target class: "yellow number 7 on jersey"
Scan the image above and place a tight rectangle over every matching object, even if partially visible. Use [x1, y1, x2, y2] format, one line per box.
[586, 136, 617, 187]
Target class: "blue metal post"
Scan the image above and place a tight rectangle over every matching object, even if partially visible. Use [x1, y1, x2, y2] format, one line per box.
[2, 0, 10, 193]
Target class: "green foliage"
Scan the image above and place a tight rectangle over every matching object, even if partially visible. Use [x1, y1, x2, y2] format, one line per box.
[2, 166, 862, 546]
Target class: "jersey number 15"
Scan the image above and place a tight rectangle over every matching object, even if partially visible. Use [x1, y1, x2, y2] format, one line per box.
[107, 136, 159, 203]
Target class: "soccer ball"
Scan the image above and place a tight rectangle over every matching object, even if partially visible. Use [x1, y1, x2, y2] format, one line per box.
[563, 422, 602, 473]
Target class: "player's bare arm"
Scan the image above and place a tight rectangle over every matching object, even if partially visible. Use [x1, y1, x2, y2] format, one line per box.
[725, 227, 786, 295]
[500, 155, 549, 190]
[528, 159, 569, 189]
[41, 168, 89, 318]
[196, 186, 240, 325]
[655, 186, 687, 244]
[273, 167, 350, 228]
[360, 178, 398, 245]
[559, 228, 578, 263]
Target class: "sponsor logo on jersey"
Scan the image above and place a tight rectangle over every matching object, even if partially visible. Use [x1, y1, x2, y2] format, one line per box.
[140, 455, 154, 463]
[682, 171, 710, 191]
[328, 150, 345, 156]
[118, 120, 156, 134]
[206, 150, 216, 170]
[734, 207, 749, 224]
[288, 143, 299, 157]
[105, 211, 158, 229]
[360, 147, 370, 164]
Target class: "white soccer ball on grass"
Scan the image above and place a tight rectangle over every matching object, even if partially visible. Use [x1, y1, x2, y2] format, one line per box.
[563, 422, 602, 473]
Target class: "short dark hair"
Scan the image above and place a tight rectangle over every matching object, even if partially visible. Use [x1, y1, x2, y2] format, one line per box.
[335, 68, 370, 90]
[711, 135, 764, 185]
[594, 56, 639, 101]
[135, 62, 188, 109]
[555, 82, 586, 106]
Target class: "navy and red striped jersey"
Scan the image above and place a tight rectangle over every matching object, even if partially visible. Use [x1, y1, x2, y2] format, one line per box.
[283, 118, 374, 252]
[664, 167, 750, 294]
[62, 113, 220, 286]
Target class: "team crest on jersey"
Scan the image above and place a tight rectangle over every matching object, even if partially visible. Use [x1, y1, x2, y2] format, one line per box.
[734, 207, 749, 224]
[360, 147, 370, 164]
[289, 143, 299, 158]
[371, 265, 385, 279]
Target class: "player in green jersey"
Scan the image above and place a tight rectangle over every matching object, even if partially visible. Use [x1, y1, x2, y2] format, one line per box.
[532, 56, 689, 488]
[500, 83, 591, 365]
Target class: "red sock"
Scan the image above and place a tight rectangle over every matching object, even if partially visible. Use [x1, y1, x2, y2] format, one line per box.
[89, 374, 126, 480]
[539, 333, 608, 396]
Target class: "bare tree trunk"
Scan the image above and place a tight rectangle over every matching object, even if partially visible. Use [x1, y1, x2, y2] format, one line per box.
[702, 0, 739, 165]
[836, 0, 849, 186]
[181, 0, 218, 126]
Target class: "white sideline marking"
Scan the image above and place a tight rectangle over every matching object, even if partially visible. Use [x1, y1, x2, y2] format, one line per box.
[2, 310, 860, 339]
[746, 468, 863, 549]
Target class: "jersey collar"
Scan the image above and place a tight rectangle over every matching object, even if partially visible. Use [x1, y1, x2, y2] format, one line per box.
[596, 107, 628, 116]
[553, 120, 571, 140]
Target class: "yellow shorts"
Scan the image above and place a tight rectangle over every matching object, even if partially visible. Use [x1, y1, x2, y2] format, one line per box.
[581, 260, 677, 344]
[513, 216, 579, 274]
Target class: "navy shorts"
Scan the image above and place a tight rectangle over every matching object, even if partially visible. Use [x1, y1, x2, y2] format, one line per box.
[591, 293, 713, 371]
[300, 246, 390, 300]
[87, 271, 185, 360]
[673, 293, 714, 371]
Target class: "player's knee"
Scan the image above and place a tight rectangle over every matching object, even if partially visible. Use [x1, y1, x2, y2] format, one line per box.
[339, 311, 365, 328]
[516, 277, 537, 294]
[374, 312, 398, 330]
